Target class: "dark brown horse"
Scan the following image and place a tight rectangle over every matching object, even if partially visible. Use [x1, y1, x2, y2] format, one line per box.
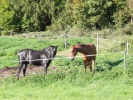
[17, 45, 58, 80]
[70, 43, 96, 73]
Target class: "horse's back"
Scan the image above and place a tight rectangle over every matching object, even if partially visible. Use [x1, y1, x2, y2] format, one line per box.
[82, 43, 96, 61]
[18, 49, 41, 63]
[18, 49, 36, 57]
[86, 43, 96, 55]
[18, 46, 58, 65]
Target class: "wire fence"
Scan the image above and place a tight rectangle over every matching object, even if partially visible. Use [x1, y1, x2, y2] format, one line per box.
[0, 52, 130, 78]
[0, 51, 127, 70]
[14, 33, 130, 53]
[0, 51, 128, 77]
[0, 34, 131, 72]
[0, 33, 130, 53]
[21, 34, 130, 54]
[96, 35, 129, 54]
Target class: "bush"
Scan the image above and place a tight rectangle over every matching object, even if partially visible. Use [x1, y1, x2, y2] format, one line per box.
[1, 30, 11, 35]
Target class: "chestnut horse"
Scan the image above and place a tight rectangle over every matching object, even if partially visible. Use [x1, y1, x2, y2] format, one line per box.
[70, 43, 96, 73]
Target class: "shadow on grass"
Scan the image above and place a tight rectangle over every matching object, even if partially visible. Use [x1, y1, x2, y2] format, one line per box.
[107, 59, 123, 70]
[95, 59, 124, 72]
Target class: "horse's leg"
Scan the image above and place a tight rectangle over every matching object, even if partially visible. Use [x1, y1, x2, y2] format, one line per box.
[23, 63, 27, 76]
[44, 62, 47, 74]
[91, 59, 95, 71]
[44, 60, 52, 74]
[17, 63, 23, 80]
[83, 60, 87, 74]
[89, 60, 92, 71]
[91, 59, 95, 76]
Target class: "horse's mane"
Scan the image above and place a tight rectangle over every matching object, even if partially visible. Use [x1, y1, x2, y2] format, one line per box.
[42, 45, 58, 51]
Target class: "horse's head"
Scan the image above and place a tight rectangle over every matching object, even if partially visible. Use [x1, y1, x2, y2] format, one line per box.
[70, 45, 77, 60]
[51, 45, 58, 57]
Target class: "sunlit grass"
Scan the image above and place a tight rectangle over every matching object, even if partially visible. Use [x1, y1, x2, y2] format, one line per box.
[0, 71, 133, 100]
[0, 36, 133, 100]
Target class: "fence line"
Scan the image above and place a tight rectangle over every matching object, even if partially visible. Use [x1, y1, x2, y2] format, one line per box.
[0, 35, 129, 71]
[96, 35, 129, 54]
[0, 33, 128, 43]
[0, 51, 128, 76]
[99, 38, 123, 43]
[0, 34, 129, 51]
[1, 52, 124, 63]
[1, 34, 128, 53]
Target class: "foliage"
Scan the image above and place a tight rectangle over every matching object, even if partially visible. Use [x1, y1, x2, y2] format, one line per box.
[0, 0, 14, 32]
[0, 0, 132, 33]
[9, 0, 55, 32]
[113, 1, 131, 28]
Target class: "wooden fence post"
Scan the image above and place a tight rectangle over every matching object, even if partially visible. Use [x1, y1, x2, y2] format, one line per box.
[124, 51, 127, 70]
[38, 35, 40, 41]
[126, 41, 129, 54]
[10, 29, 12, 37]
[63, 34, 67, 49]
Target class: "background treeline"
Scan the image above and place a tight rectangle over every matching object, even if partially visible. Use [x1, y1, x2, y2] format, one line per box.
[0, 0, 133, 34]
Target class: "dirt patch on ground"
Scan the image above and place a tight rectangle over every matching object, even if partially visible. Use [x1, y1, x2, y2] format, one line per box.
[0, 50, 70, 80]
[0, 66, 42, 79]
[0, 66, 58, 80]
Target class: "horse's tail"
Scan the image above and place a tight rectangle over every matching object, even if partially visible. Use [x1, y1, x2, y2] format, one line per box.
[18, 50, 28, 63]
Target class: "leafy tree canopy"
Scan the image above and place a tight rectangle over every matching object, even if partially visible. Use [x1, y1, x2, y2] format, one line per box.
[0, 0, 132, 33]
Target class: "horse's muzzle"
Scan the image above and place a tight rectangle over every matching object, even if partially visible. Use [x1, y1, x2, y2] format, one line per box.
[70, 57, 74, 61]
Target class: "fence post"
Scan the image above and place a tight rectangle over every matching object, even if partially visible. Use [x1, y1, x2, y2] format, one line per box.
[38, 35, 40, 41]
[96, 35, 99, 53]
[26, 33, 28, 39]
[63, 34, 67, 49]
[124, 51, 127, 70]
[10, 29, 12, 37]
[126, 41, 129, 54]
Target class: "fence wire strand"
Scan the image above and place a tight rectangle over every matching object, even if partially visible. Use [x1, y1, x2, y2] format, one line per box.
[0, 52, 124, 63]
[0, 35, 129, 77]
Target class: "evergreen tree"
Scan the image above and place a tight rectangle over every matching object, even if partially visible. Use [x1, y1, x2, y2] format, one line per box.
[0, 0, 131, 32]
[113, 0, 130, 28]
[9, 0, 55, 32]
[127, 0, 133, 23]
[0, 0, 14, 31]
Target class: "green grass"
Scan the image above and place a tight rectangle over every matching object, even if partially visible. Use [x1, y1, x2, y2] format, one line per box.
[0, 53, 133, 100]
[0, 36, 95, 68]
[0, 70, 133, 100]
[0, 36, 133, 100]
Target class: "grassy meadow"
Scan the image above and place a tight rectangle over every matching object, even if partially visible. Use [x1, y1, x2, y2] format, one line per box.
[0, 34, 133, 100]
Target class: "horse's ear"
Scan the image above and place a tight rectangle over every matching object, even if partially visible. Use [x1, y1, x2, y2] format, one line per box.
[71, 45, 74, 48]
[56, 45, 59, 48]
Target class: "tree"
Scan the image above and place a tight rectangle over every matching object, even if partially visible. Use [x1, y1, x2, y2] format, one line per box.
[9, 0, 55, 32]
[0, 0, 14, 31]
[113, 0, 130, 28]
[127, 0, 133, 23]
[0, 0, 131, 33]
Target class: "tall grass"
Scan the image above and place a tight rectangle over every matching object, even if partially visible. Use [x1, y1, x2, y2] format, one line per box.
[0, 36, 95, 68]
[0, 67, 133, 100]
[0, 35, 133, 100]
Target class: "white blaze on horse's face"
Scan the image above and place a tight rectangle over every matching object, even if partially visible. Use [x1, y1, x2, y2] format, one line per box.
[70, 48, 77, 60]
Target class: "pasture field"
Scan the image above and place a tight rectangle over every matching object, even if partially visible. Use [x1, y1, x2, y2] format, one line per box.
[0, 36, 133, 100]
